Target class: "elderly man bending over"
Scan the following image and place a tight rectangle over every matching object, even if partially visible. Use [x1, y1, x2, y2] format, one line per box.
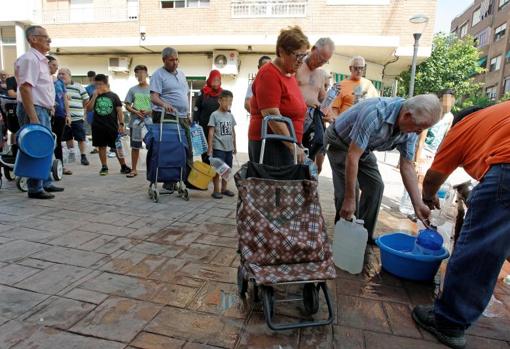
[324, 95, 441, 243]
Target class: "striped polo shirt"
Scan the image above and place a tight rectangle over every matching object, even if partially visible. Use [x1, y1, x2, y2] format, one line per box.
[65, 82, 89, 122]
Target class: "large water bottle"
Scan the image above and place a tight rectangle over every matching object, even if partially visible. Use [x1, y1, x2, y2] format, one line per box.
[399, 190, 414, 216]
[320, 83, 339, 110]
[209, 157, 231, 180]
[303, 157, 318, 179]
[333, 218, 368, 274]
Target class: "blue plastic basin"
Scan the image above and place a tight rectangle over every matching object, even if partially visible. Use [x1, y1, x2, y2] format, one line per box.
[376, 232, 449, 282]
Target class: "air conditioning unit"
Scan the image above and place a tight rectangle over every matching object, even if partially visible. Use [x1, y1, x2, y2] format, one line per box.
[108, 57, 131, 72]
[212, 50, 240, 75]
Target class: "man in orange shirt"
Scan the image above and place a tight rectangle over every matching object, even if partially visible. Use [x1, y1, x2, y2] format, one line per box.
[412, 101, 510, 349]
[331, 56, 379, 117]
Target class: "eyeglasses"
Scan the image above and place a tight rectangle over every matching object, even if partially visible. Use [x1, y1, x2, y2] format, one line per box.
[290, 51, 308, 62]
[351, 65, 365, 71]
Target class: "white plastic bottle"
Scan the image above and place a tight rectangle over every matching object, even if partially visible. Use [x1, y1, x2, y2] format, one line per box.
[333, 218, 368, 274]
[209, 157, 231, 180]
[399, 190, 414, 216]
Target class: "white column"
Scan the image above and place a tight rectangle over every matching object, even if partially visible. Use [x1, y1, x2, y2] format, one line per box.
[15, 22, 26, 58]
[0, 29, 4, 70]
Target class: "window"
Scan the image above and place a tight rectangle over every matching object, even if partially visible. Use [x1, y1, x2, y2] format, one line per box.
[494, 23, 507, 41]
[486, 85, 498, 100]
[504, 77, 510, 94]
[127, 0, 139, 19]
[474, 27, 491, 47]
[70, 0, 93, 23]
[232, 0, 308, 18]
[500, 0, 510, 9]
[161, 0, 209, 8]
[460, 23, 468, 38]
[479, 56, 488, 68]
[489, 55, 502, 71]
[472, 7, 481, 26]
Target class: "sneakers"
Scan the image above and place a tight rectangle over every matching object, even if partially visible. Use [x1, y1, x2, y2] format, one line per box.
[28, 191, 55, 199]
[412, 305, 466, 349]
[99, 165, 109, 176]
[90, 148, 99, 154]
[120, 165, 131, 174]
[81, 155, 90, 166]
[108, 150, 116, 158]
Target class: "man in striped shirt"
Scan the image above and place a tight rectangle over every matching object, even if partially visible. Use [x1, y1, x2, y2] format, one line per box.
[58, 68, 90, 166]
[324, 94, 442, 243]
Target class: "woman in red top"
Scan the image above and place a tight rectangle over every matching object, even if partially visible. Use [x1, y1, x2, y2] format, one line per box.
[248, 26, 309, 166]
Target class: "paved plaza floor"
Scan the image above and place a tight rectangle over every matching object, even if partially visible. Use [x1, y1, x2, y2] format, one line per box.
[0, 153, 509, 348]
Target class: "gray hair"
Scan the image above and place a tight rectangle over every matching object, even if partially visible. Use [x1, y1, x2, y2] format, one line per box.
[162, 47, 178, 59]
[403, 94, 442, 127]
[58, 67, 72, 76]
[349, 56, 365, 66]
[314, 37, 335, 51]
[25, 25, 44, 41]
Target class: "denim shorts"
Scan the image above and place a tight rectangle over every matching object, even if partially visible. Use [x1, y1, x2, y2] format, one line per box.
[212, 149, 233, 168]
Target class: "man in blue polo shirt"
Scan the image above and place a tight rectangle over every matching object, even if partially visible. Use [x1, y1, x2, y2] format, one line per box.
[324, 94, 442, 243]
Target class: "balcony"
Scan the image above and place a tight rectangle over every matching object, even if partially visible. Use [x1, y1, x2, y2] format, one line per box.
[41, 5, 138, 25]
[231, 0, 307, 18]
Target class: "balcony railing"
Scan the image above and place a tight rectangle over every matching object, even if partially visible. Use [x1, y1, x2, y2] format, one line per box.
[41, 6, 138, 25]
[231, 0, 307, 18]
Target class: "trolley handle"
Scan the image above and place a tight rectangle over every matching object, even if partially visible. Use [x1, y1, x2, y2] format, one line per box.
[261, 115, 297, 143]
[259, 115, 298, 165]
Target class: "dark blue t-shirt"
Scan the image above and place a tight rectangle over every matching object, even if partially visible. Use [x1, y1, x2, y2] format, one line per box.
[54, 79, 67, 118]
[85, 84, 96, 123]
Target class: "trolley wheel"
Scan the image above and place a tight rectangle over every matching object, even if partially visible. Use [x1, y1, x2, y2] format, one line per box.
[4, 167, 14, 181]
[237, 266, 248, 298]
[303, 283, 320, 315]
[147, 186, 154, 199]
[153, 190, 160, 203]
[16, 177, 28, 192]
[52, 159, 63, 181]
[181, 188, 189, 201]
[261, 286, 274, 318]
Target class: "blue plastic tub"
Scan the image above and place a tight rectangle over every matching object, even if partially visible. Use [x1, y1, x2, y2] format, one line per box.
[14, 124, 54, 180]
[376, 232, 449, 282]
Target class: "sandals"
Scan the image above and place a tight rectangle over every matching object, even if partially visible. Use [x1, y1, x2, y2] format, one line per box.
[126, 171, 138, 178]
[222, 190, 235, 197]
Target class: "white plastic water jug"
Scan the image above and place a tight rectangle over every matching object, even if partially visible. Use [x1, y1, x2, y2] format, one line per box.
[333, 218, 368, 274]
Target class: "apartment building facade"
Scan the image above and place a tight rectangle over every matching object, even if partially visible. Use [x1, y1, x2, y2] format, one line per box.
[0, 0, 436, 151]
[451, 0, 510, 100]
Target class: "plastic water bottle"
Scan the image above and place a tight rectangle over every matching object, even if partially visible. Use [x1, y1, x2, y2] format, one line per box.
[115, 134, 124, 159]
[333, 218, 368, 274]
[209, 157, 231, 180]
[303, 157, 318, 179]
[320, 83, 339, 110]
[413, 228, 443, 255]
[399, 190, 414, 216]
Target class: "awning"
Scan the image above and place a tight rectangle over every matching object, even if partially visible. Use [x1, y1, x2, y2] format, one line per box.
[479, 56, 488, 67]
[506, 50, 510, 59]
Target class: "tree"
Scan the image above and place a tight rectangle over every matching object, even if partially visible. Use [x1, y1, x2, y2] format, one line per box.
[397, 33, 484, 98]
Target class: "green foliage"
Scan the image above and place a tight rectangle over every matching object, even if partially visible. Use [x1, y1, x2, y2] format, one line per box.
[499, 91, 510, 102]
[397, 33, 484, 98]
[454, 92, 494, 112]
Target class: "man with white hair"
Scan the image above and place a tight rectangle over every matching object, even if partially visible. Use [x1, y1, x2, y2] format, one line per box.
[331, 56, 379, 118]
[58, 67, 90, 166]
[324, 94, 442, 243]
[150, 47, 192, 190]
[296, 37, 335, 172]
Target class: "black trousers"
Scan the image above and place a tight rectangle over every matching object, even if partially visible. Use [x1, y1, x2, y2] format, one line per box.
[51, 117, 66, 162]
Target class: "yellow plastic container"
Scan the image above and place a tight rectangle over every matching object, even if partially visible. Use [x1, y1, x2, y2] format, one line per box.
[188, 160, 216, 190]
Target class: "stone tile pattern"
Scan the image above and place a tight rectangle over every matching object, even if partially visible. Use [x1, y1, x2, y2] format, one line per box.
[0, 155, 508, 348]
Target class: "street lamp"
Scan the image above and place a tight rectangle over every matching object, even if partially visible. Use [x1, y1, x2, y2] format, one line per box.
[408, 14, 429, 97]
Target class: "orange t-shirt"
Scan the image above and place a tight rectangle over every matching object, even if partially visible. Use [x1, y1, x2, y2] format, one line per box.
[431, 101, 510, 181]
[331, 77, 379, 115]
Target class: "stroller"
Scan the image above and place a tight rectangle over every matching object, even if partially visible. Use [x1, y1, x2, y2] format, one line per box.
[144, 111, 189, 202]
[235, 115, 336, 331]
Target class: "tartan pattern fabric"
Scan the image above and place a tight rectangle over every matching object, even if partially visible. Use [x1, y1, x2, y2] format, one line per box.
[235, 172, 336, 285]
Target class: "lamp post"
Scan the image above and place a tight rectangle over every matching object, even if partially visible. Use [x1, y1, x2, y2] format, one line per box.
[408, 14, 429, 97]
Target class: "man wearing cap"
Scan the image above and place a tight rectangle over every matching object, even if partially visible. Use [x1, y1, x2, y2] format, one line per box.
[15, 25, 63, 199]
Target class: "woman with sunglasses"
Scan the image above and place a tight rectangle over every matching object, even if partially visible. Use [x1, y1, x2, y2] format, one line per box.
[247, 26, 310, 166]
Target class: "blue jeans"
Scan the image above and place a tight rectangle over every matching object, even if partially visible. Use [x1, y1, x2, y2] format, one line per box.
[17, 104, 53, 194]
[435, 164, 510, 329]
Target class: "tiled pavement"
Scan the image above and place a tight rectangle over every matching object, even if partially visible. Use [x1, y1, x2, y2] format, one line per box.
[0, 153, 509, 349]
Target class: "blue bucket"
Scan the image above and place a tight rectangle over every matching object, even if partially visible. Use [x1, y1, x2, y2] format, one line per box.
[376, 232, 449, 282]
[14, 124, 55, 180]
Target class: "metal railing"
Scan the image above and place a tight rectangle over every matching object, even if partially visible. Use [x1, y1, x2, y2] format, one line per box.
[231, 0, 307, 18]
[41, 6, 138, 24]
